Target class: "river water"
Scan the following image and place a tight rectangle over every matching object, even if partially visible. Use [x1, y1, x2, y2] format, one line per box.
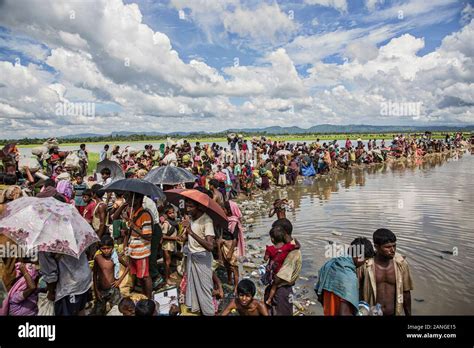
[245, 149, 474, 315]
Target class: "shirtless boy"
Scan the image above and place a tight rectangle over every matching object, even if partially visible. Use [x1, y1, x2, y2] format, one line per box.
[220, 279, 269, 316]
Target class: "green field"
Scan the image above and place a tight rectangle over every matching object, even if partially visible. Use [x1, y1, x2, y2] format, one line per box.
[7, 131, 460, 148]
[87, 152, 99, 175]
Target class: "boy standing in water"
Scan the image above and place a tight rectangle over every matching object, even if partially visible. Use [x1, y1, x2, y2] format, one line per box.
[268, 199, 288, 220]
[220, 279, 268, 316]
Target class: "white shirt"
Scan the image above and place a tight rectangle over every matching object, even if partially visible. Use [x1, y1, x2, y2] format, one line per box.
[143, 196, 160, 224]
[188, 213, 215, 253]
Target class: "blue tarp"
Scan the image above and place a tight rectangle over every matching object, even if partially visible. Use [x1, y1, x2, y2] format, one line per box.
[301, 163, 316, 177]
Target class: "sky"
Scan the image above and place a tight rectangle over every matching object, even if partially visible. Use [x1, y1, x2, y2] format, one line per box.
[0, 0, 473, 138]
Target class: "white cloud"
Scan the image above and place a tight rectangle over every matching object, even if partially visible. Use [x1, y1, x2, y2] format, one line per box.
[460, 3, 473, 25]
[304, 0, 348, 13]
[0, 0, 472, 138]
[222, 3, 296, 42]
[365, 0, 385, 12]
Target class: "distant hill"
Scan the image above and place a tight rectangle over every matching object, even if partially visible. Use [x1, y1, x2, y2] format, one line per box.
[223, 124, 474, 135]
[59, 124, 474, 139]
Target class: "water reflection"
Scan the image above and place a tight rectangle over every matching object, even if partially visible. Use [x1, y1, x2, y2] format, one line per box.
[251, 150, 474, 315]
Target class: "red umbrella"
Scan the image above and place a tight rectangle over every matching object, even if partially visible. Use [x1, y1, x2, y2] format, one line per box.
[164, 189, 228, 228]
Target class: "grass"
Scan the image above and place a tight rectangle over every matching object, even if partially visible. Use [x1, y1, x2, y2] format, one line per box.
[11, 132, 461, 148]
[87, 152, 99, 175]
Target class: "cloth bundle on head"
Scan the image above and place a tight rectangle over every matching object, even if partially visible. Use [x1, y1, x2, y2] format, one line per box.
[56, 172, 71, 181]
[0, 185, 24, 204]
[136, 169, 148, 179]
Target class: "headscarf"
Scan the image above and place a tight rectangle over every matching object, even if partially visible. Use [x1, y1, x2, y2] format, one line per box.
[0, 262, 38, 316]
[56, 180, 73, 199]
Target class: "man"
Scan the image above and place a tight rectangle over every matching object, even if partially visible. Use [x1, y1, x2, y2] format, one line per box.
[99, 145, 109, 162]
[77, 144, 88, 177]
[39, 250, 92, 316]
[125, 193, 153, 299]
[209, 179, 224, 208]
[358, 228, 413, 316]
[264, 219, 302, 315]
[315, 237, 374, 316]
[98, 168, 112, 186]
[98, 168, 113, 205]
[162, 149, 177, 166]
[181, 199, 215, 316]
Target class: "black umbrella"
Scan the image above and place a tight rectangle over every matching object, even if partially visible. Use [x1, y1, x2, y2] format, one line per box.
[100, 178, 166, 201]
[144, 165, 196, 185]
[96, 159, 125, 181]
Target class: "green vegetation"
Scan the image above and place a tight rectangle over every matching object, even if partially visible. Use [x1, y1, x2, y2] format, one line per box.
[5, 131, 465, 148]
[87, 152, 99, 175]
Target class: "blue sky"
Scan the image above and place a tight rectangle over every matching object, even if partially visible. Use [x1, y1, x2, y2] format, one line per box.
[0, 0, 473, 138]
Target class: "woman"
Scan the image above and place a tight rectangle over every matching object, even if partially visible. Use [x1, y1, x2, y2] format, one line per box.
[0, 262, 39, 316]
[0, 186, 25, 291]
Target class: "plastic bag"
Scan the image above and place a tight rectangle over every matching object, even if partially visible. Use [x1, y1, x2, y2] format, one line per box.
[18, 157, 41, 173]
[64, 152, 80, 170]
[31, 146, 48, 157]
[43, 138, 59, 150]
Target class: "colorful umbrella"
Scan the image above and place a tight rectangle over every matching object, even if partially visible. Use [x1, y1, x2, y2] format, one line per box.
[0, 197, 99, 258]
[164, 189, 228, 228]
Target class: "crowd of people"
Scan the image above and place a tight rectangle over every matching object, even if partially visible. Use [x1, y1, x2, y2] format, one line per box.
[0, 132, 471, 316]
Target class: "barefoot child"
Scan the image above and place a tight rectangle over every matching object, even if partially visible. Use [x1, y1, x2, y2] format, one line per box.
[93, 235, 128, 315]
[160, 205, 179, 285]
[220, 279, 268, 316]
[268, 199, 288, 220]
[263, 226, 300, 306]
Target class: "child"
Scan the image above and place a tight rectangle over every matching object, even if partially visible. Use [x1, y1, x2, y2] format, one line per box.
[118, 297, 135, 316]
[263, 227, 300, 306]
[135, 299, 158, 316]
[220, 279, 268, 316]
[93, 235, 128, 315]
[268, 199, 288, 220]
[73, 173, 88, 215]
[277, 162, 287, 186]
[160, 205, 179, 285]
[82, 189, 96, 225]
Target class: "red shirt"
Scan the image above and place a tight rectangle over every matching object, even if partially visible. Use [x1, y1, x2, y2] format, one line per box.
[265, 242, 297, 274]
[82, 201, 97, 224]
